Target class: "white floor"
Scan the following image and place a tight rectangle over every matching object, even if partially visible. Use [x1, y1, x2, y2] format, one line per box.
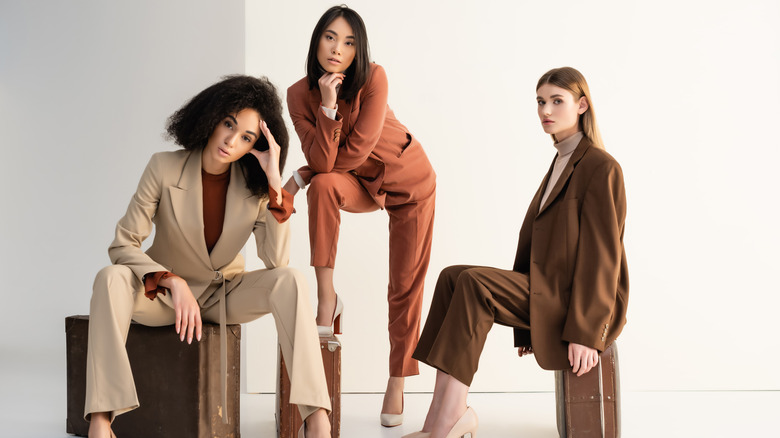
[242, 391, 777, 438]
[1, 350, 775, 437]
[10, 388, 776, 437]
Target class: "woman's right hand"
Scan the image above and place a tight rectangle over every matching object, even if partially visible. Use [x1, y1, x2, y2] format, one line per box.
[162, 275, 202, 344]
[318, 72, 345, 110]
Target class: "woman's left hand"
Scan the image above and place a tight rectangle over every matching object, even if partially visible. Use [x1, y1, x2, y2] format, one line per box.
[248, 121, 282, 192]
[568, 343, 599, 376]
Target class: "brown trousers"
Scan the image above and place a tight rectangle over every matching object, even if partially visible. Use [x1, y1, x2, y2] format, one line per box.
[307, 172, 435, 376]
[413, 265, 531, 386]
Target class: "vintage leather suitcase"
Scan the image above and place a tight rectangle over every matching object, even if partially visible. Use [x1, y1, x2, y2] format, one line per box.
[276, 335, 341, 438]
[555, 342, 621, 438]
[65, 315, 241, 438]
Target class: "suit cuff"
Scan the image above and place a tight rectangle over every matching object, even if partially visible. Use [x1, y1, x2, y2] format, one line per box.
[292, 170, 306, 190]
[143, 271, 176, 301]
[320, 104, 338, 120]
[513, 328, 532, 347]
[267, 186, 295, 224]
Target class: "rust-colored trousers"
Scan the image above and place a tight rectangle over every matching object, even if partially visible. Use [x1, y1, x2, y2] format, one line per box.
[413, 265, 532, 386]
[307, 172, 435, 377]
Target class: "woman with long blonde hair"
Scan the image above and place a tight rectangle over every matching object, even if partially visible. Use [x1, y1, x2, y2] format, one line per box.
[405, 67, 629, 438]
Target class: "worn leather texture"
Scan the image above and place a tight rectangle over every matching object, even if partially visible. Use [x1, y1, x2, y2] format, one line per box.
[555, 342, 620, 438]
[276, 335, 341, 437]
[66, 315, 241, 438]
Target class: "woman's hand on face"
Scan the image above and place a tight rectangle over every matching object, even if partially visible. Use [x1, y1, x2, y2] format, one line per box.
[248, 121, 282, 191]
[318, 72, 344, 110]
[568, 343, 599, 376]
[517, 346, 534, 358]
[169, 277, 202, 344]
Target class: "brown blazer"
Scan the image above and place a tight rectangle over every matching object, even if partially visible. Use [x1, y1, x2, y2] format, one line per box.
[108, 149, 290, 309]
[287, 63, 435, 208]
[512, 137, 629, 370]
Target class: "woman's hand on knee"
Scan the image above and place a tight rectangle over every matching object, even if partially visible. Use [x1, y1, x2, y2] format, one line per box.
[169, 277, 202, 344]
[568, 343, 599, 376]
[517, 346, 533, 357]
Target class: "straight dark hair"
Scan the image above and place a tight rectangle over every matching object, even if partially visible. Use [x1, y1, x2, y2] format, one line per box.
[166, 75, 289, 198]
[305, 5, 371, 102]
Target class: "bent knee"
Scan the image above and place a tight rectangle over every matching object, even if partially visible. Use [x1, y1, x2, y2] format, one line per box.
[93, 265, 135, 289]
[438, 265, 477, 285]
[269, 266, 307, 291]
[91, 265, 138, 307]
[307, 173, 345, 198]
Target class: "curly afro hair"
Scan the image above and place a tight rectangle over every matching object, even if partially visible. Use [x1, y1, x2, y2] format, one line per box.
[165, 75, 289, 198]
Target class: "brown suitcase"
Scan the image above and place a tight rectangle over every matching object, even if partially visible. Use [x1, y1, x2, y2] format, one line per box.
[555, 342, 621, 438]
[65, 315, 241, 438]
[276, 335, 341, 438]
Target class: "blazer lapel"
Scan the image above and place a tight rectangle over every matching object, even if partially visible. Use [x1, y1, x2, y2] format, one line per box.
[537, 137, 592, 215]
[208, 163, 258, 269]
[168, 149, 212, 268]
[534, 159, 556, 214]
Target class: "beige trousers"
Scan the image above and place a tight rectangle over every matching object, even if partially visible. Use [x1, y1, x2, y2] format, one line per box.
[85, 264, 330, 422]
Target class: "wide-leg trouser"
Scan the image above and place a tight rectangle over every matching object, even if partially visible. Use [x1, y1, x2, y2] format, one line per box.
[412, 265, 531, 386]
[85, 264, 330, 422]
[307, 172, 436, 377]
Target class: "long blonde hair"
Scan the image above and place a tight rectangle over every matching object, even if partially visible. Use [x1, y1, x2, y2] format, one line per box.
[536, 67, 604, 149]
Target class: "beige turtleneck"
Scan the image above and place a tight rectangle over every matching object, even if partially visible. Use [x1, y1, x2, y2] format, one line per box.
[539, 131, 584, 211]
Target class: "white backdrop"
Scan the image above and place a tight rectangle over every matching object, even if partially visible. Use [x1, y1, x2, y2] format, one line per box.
[1, 4, 778, 430]
[243, 0, 780, 393]
[0, 0, 246, 428]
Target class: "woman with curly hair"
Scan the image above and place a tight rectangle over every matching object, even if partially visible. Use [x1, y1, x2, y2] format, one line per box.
[284, 6, 436, 427]
[85, 75, 331, 438]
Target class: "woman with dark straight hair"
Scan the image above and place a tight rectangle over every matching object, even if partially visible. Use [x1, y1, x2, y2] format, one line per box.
[405, 67, 629, 438]
[284, 5, 437, 428]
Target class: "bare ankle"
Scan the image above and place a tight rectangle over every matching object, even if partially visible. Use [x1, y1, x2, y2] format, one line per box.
[305, 409, 331, 437]
[382, 377, 405, 413]
[88, 412, 111, 438]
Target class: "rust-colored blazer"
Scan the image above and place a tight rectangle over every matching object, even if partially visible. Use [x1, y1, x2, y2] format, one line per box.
[287, 63, 435, 208]
[513, 137, 629, 370]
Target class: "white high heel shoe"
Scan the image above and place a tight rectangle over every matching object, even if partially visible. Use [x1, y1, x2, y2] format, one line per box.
[317, 294, 344, 337]
[401, 432, 431, 438]
[444, 406, 478, 438]
[380, 411, 404, 427]
[380, 392, 403, 427]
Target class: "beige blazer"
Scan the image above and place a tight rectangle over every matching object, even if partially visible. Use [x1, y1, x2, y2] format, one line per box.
[108, 148, 290, 307]
[513, 137, 629, 370]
